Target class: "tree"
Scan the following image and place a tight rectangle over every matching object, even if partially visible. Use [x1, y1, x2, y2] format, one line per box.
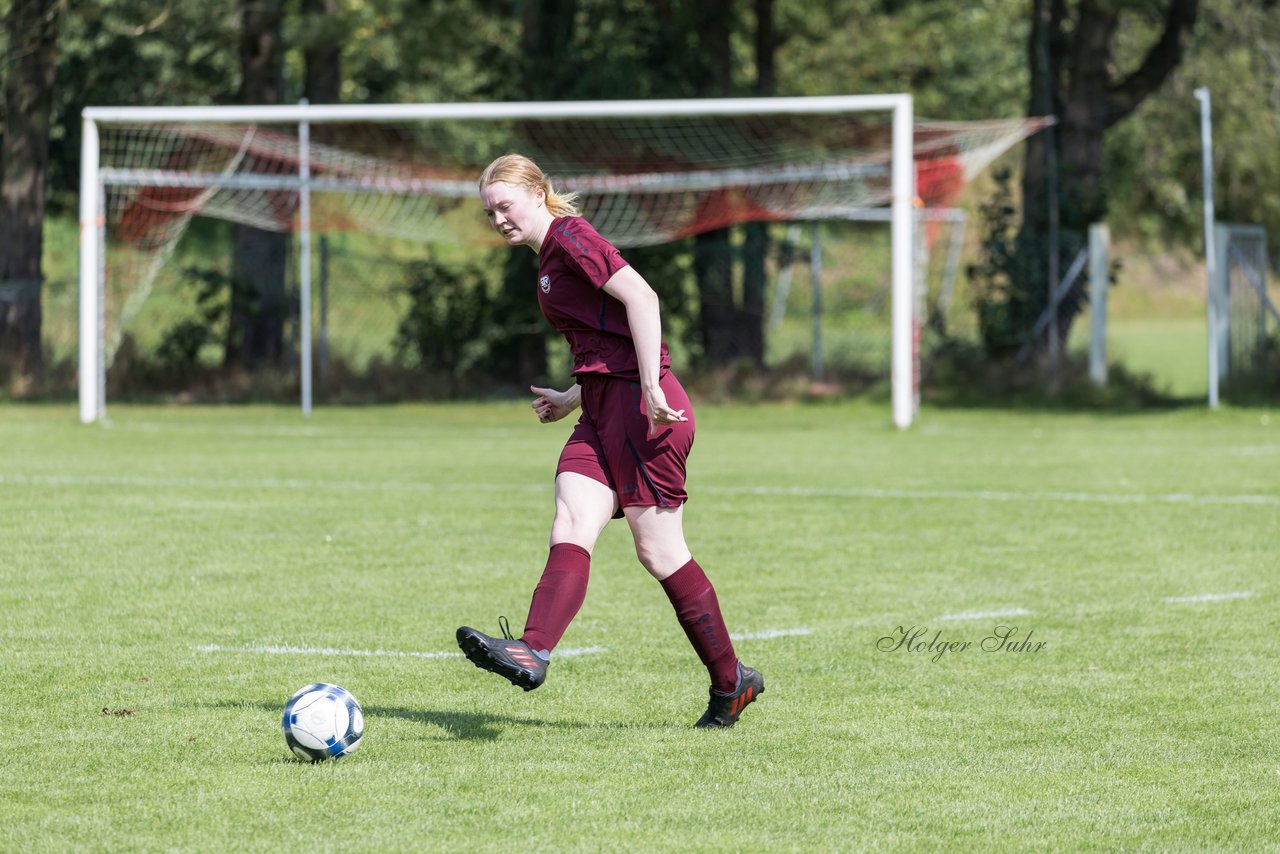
[226, 0, 289, 370]
[741, 0, 778, 367]
[1, 0, 63, 379]
[774, 0, 1028, 120]
[480, 0, 579, 386]
[687, 0, 783, 368]
[1104, 0, 1280, 247]
[300, 0, 342, 105]
[1010, 0, 1198, 355]
[690, 0, 740, 367]
[50, 0, 241, 213]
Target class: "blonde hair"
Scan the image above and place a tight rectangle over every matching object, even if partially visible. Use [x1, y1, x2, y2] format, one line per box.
[478, 154, 580, 217]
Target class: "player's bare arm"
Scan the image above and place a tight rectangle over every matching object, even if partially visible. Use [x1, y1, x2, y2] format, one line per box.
[601, 267, 688, 434]
[530, 383, 581, 422]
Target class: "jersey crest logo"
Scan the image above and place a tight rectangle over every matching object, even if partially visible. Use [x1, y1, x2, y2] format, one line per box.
[539, 275, 551, 293]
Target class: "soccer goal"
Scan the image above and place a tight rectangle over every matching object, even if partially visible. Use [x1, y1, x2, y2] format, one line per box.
[1211, 223, 1278, 395]
[79, 95, 1046, 427]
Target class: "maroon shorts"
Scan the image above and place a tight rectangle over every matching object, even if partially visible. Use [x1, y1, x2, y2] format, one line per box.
[556, 371, 695, 515]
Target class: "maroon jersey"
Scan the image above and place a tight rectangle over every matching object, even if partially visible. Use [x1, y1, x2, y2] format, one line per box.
[537, 216, 671, 380]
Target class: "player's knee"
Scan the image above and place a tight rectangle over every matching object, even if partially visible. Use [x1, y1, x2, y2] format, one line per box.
[550, 503, 580, 543]
[633, 539, 689, 577]
[550, 498, 605, 546]
[549, 514, 579, 544]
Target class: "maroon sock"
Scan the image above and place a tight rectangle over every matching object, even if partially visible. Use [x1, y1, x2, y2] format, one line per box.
[519, 542, 591, 653]
[660, 558, 740, 692]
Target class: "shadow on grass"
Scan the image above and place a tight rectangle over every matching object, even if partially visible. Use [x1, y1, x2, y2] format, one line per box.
[211, 699, 662, 741]
[365, 705, 601, 741]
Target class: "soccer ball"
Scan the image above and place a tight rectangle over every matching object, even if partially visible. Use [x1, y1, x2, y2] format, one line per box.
[282, 682, 364, 762]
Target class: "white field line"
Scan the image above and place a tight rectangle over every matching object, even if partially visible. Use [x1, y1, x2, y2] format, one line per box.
[197, 627, 810, 661]
[933, 595, 1259, 620]
[731, 627, 813, 641]
[936, 608, 1032, 622]
[726, 484, 1280, 507]
[0, 472, 538, 494]
[4, 472, 1278, 507]
[1163, 591, 1258, 604]
[1224, 446, 1280, 457]
[195, 643, 607, 660]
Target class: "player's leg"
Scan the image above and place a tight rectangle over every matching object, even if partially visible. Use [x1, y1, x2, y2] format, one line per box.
[621, 502, 690, 582]
[625, 504, 732, 685]
[624, 504, 764, 728]
[521, 471, 618, 653]
[457, 422, 617, 692]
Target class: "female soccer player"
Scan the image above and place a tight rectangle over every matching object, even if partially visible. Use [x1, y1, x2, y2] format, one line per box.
[456, 154, 763, 728]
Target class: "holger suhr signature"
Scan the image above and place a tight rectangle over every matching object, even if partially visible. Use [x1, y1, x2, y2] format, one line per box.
[876, 625, 1047, 662]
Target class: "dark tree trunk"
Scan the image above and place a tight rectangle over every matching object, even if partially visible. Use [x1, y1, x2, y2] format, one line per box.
[1020, 0, 1063, 238]
[692, 0, 738, 366]
[686, 0, 776, 367]
[0, 0, 62, 378]
[227, 0, 289, 369]
[521, 0, 577, 98]
[302, 0, 342, 106]
[1017, 0, 1198, 350]
[741, 222, 768, 364]
[754, 0, 776, 97]
[738, 0, 777, 367]
[484, 0, 582, 385]
[694, 232, 738, 364]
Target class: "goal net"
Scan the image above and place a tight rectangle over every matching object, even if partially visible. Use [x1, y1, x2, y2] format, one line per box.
[1212, 223, 1278, 395]
[79, 96, 1048, 425]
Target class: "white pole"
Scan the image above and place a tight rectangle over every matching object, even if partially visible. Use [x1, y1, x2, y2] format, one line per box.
[82, 94, 914, 125]
[1213, 223, 1232, 383]
[78, 117, 102, 424]
[810, 223, 824, 382]
[1195, 87, 1218, 410]
[97, 189, 107, 421]
[890, 96, 916, 428]
[1088, 223, 1110, 387]
[81, 93, 921, 428]
[298, 103, 313, 417]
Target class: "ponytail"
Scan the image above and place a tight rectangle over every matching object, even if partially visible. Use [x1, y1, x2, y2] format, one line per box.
[479, 154, 580, 217]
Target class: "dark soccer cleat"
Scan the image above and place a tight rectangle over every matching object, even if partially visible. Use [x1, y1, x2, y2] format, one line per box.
[456, 616, 547, 692]
[695, 662, 764, 728]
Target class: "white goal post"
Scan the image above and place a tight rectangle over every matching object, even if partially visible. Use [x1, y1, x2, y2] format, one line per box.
[78, 95, 919, 427]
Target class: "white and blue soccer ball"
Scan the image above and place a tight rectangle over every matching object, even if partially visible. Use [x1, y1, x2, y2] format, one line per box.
[282, 682, 364, 762]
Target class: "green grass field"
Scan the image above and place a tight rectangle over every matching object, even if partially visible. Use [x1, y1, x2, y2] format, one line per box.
[3, 400, 1278, 851]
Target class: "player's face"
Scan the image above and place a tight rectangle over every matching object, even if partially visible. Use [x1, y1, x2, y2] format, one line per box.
[481, 181, 546, 247]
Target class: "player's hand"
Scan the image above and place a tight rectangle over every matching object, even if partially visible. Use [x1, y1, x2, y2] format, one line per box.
[530, 385, 576, 423]
[641, 384, 688, 437]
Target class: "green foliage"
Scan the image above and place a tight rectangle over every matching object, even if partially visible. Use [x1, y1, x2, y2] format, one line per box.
[969, 168, 1044, 356]
[16, 0, 1280, 402]
[626, 241, 700, 358]
[108, 264, 270, 394]
[394, 256, 494, 392]
[47, 0, 241, 211]
[776, 0, 1029, 118]
[923, 336, 1176, 409]
[335, 0, 517, 103]
[969, 163, 1100, 362]
[152, 267, 235, 374]
[1105, 0, 1280, 248]
[25, 0, 1280, 243]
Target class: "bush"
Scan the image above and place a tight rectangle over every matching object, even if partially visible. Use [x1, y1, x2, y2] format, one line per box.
[922, 337, 1176, 409]
[394, 256, 496, 395]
